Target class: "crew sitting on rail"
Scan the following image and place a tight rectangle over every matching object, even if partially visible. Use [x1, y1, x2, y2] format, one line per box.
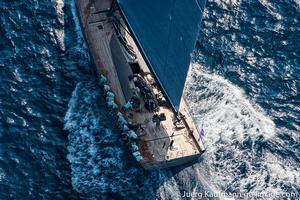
[103, 84, 110, 92]
[122, 101, 133, 111]
[99, 74, 107, 84]
[127, 130, 138, 140]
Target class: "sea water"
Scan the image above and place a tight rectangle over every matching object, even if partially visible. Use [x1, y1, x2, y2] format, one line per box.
[0, 0, 299, 199]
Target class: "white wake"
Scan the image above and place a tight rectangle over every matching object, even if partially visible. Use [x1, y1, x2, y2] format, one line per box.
[185, 63, 276, 151]
[155, 64, 300, 200]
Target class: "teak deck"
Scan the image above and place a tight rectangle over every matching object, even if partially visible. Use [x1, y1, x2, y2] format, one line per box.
[77, 0, 205, 169]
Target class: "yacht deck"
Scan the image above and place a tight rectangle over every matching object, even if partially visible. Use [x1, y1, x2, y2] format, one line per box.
[76, 0, 205, 169]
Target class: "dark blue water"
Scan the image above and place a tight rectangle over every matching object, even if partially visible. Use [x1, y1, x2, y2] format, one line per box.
[0, 0, 299, 200]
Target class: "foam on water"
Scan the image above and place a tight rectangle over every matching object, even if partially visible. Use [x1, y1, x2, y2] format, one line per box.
[64, 81, 165, 199]
[185, 63, 276, 148]
[157, 174, 182, 200]
[61, 0, 299, 198]
[54, 0, 65, 51]
[153, 63, 298, 199]
[63, 67, 298, 199]
[64, 81, 118, 195]
[70, 0, 86, 47]
[177, 63, 299, 198]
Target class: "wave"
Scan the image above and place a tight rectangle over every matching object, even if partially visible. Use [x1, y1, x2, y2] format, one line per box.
[185, 63, 276, 149]
[64, 67, 299, 199]
[171, 63, 298, 199]
[69, 0, 86, 47]
[64, 81, 165, 199]
[54, 0, 65, 51]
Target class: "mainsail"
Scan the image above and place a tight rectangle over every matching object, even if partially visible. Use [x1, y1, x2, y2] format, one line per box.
[116, 0, 206, 111]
